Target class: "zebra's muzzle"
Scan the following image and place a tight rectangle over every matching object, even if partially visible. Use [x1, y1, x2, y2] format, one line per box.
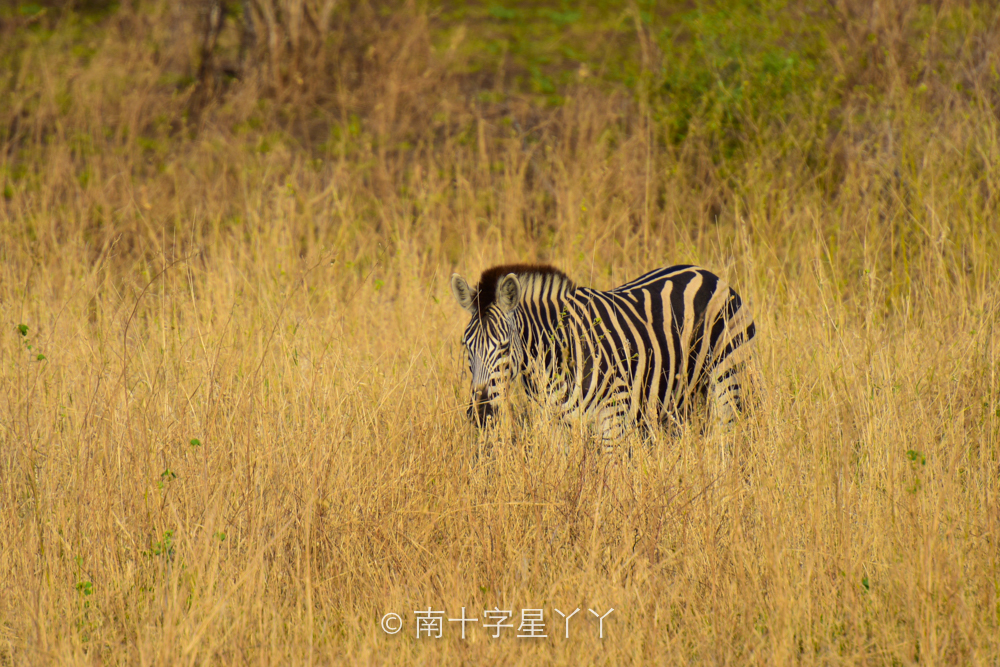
[468, 388, 496, 427]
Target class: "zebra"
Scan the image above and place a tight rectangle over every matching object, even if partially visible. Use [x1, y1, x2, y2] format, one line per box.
[450, 263, 756, 439]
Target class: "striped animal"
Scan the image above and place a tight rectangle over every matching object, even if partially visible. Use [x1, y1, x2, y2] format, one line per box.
[450, 264, 756, 438]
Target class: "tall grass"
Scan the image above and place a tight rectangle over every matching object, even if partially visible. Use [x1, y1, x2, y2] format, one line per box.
[1, 0, 999, 663]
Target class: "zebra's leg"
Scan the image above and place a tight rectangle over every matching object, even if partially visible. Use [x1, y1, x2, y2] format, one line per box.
[711, 352, 753, 425]
[709, 324, 757, 430]
[591, 401, 633, 454]
[594, 409, 620, 451]
[657, 406, 684, 440]
[711, 356, 759, 470]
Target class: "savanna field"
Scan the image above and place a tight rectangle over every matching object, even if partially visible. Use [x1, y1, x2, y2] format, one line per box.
[1, 0, 999, 664]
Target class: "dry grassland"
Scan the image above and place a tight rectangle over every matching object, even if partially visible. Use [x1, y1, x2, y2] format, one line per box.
[1, 1, 999, 664]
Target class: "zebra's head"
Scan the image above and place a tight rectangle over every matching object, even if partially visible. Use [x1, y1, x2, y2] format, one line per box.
[451, 270, 523, 426]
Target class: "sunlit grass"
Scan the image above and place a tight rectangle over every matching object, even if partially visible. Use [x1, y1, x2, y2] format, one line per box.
[1, 0, 999, 664]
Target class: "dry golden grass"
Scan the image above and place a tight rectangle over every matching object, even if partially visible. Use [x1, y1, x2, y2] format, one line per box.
[1, 1, 999, 664]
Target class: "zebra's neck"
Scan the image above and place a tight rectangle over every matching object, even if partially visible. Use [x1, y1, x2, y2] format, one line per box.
[513, 269, 576, 306]
[511, 271, 577, 394]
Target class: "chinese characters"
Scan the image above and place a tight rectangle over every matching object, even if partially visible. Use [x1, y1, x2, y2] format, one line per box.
[380, 606, 615, 640]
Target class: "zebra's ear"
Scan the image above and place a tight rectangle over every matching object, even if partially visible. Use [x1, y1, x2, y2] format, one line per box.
[451, 274, 476, 314]
[496, 273, 521, 313]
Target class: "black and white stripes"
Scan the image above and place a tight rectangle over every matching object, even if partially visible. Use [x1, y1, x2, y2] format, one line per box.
[451, 264, 756, 438]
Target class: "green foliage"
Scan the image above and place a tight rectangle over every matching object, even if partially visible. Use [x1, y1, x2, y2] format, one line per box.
[441, 0, 837, 157]
[146, 529, 176, 559]
[441, 1, 643, 103]
[158, 469, 177, 489]
[653, 0, 832, 154]
[905, 449, 926, 494]
[19, 4, 43, 17]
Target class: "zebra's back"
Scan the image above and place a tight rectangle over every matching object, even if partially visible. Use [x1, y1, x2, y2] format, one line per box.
[561, 265, 755, 434]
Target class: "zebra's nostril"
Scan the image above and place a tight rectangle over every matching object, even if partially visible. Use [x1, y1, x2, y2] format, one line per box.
[468, 391, 496, 427]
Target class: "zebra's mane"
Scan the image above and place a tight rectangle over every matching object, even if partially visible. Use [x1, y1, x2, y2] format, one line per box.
[473, 264, 575, 315]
